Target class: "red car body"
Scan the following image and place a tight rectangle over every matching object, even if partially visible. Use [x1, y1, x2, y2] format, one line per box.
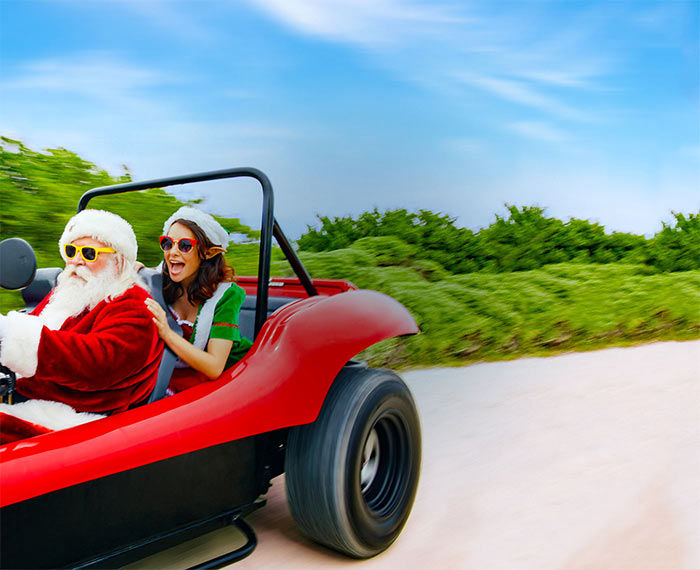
[1, 279, 417, 507]
[0, 168, 421, 568]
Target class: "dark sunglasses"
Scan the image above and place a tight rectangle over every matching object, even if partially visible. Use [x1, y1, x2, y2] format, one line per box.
[64, 243, 115, 262]
[159, 236, 199, 253]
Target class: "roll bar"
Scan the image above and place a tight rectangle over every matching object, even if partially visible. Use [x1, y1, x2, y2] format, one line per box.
[78, 167, 318, 339]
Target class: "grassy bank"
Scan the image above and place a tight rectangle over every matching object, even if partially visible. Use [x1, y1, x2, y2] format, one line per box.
[3, 138, 697, 369]
[272, 246, 700, 369]
[3, 242, 698, 370]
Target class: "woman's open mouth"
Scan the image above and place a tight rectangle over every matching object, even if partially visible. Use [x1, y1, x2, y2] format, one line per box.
[168, 261, 185, 276]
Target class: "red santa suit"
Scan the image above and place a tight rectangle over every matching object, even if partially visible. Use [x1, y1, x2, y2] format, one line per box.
[0, 209, 164, 423]
[1, 285, 163, 414]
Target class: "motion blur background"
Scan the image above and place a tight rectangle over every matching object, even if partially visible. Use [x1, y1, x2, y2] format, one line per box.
[1, 0, 699, 368]
[1, 0, 698, 236]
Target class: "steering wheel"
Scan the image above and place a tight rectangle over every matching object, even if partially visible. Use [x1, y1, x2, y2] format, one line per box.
[0, 365, 16, 400]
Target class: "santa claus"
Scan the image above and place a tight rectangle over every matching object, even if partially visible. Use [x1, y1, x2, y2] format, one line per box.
[0, 209, 164, 435]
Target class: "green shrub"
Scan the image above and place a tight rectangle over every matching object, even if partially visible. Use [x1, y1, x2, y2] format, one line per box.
[358, 263, 700, 368]
[4, 138, 699, 368]
[349, 236, 417, 266]
[647, 212, 700, 272]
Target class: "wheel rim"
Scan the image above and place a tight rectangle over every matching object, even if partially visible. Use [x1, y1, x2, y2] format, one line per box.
[359, 411, 410, 518]
[360, 429, 380, 492]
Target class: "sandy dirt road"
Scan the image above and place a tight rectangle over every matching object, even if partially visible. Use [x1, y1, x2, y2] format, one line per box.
[135, 340, 699, 570]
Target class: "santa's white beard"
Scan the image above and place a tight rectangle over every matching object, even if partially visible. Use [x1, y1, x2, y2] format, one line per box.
[39, 260, 135, 330]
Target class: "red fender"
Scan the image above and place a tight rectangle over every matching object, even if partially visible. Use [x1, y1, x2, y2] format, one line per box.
[0, 289, 418, 507]
[247, 288, 419, 426]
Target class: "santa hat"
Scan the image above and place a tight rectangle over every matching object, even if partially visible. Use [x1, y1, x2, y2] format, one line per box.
[162, 206, 230, 250]
[59, 209, 138, 265]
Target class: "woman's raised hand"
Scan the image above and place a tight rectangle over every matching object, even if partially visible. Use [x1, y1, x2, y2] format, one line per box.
[145, 298, 171, 340]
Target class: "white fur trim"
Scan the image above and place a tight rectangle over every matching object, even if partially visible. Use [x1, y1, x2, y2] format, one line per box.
[173, 282, 232, 368]
[0, 399, 103, 431]
[102, 267, 147, 303]
[37, 266, 146, 331]
[163, 206, 230, 248]
[59, 209, 138, 265]
[0, 311, 43, 377]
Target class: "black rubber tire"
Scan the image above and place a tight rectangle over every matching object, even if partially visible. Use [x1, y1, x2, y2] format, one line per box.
[285, 367, 421, 558]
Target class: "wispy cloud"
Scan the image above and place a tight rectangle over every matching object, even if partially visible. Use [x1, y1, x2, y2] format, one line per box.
[246, 0, 470, 46]
[508, 121, 571, 143]
[117, 0, 216, 43]
[513, 70, 595, 89]
[632, 1, 688, 36]
[1, 52, 303, 182]
[4, 0, 694, 238]
[243, 0, 610, 128]
[2, 54, 166, 93]
[454, 72, 590, 121]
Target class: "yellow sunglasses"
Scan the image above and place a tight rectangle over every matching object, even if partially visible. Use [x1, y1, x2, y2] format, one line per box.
[64, 244, 116, 262]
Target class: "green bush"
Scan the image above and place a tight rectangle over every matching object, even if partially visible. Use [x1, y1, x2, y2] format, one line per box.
[299, 204, 699, 274]
[349, 236, 417, 266]
[646, 212, 700, 272]
[3, 137, 699, 368]
[275, 235, 700, 369]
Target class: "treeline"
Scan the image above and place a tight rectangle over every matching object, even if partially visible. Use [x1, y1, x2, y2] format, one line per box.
[298, 205, 700, 273]
[0, 136, 256, 269]
[271, 237, 700, 367]
[2, 137, 699, 366]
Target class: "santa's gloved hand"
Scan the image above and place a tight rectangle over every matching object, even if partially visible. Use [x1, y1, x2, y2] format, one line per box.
[0, 314, 8, 340]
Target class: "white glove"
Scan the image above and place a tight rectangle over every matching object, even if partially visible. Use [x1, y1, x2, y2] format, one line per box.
[0, 314, 8, 340]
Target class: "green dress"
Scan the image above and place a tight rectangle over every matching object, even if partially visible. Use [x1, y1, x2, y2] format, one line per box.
[189, 282, 253, 369]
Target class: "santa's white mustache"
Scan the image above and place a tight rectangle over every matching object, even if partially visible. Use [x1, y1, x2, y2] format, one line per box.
[42, 258, 121, 330]
[61, 264, 94, 282]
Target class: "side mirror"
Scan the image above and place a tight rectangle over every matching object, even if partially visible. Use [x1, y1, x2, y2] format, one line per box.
[0, 238, 38, 290]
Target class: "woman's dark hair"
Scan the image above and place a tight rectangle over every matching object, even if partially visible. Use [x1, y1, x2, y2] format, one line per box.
[162, 218, 234, 305]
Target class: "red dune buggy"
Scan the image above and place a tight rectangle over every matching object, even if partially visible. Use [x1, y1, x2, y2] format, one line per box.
[0, 168, 421, 568]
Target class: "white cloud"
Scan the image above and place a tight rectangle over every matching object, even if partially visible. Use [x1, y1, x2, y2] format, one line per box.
[454, 73, 590, 122]
[4, 2, 694, 240]
[513, 70, 594, 89]
[0, 53, 175, 121]
[115, 0, 216, 43]
[2, 53, 166, 94]
[508, 121, 571, 144]
[246, 0, 469, 46]
[243, 0, 611, 128]
[0, 53, 303, 189]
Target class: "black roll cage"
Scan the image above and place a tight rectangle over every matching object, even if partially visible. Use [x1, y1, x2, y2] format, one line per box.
[78, 167, 318, 339]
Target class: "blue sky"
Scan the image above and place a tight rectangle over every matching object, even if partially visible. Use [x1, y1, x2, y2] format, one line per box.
[1, 0, 698, 238]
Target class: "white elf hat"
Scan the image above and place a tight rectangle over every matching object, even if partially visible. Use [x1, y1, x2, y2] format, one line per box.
[162, 206, 230, 249]
[59, 209, 138, 264]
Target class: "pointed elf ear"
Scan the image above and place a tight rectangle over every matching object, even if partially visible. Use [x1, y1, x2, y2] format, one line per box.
[205, 246, 226, 260]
